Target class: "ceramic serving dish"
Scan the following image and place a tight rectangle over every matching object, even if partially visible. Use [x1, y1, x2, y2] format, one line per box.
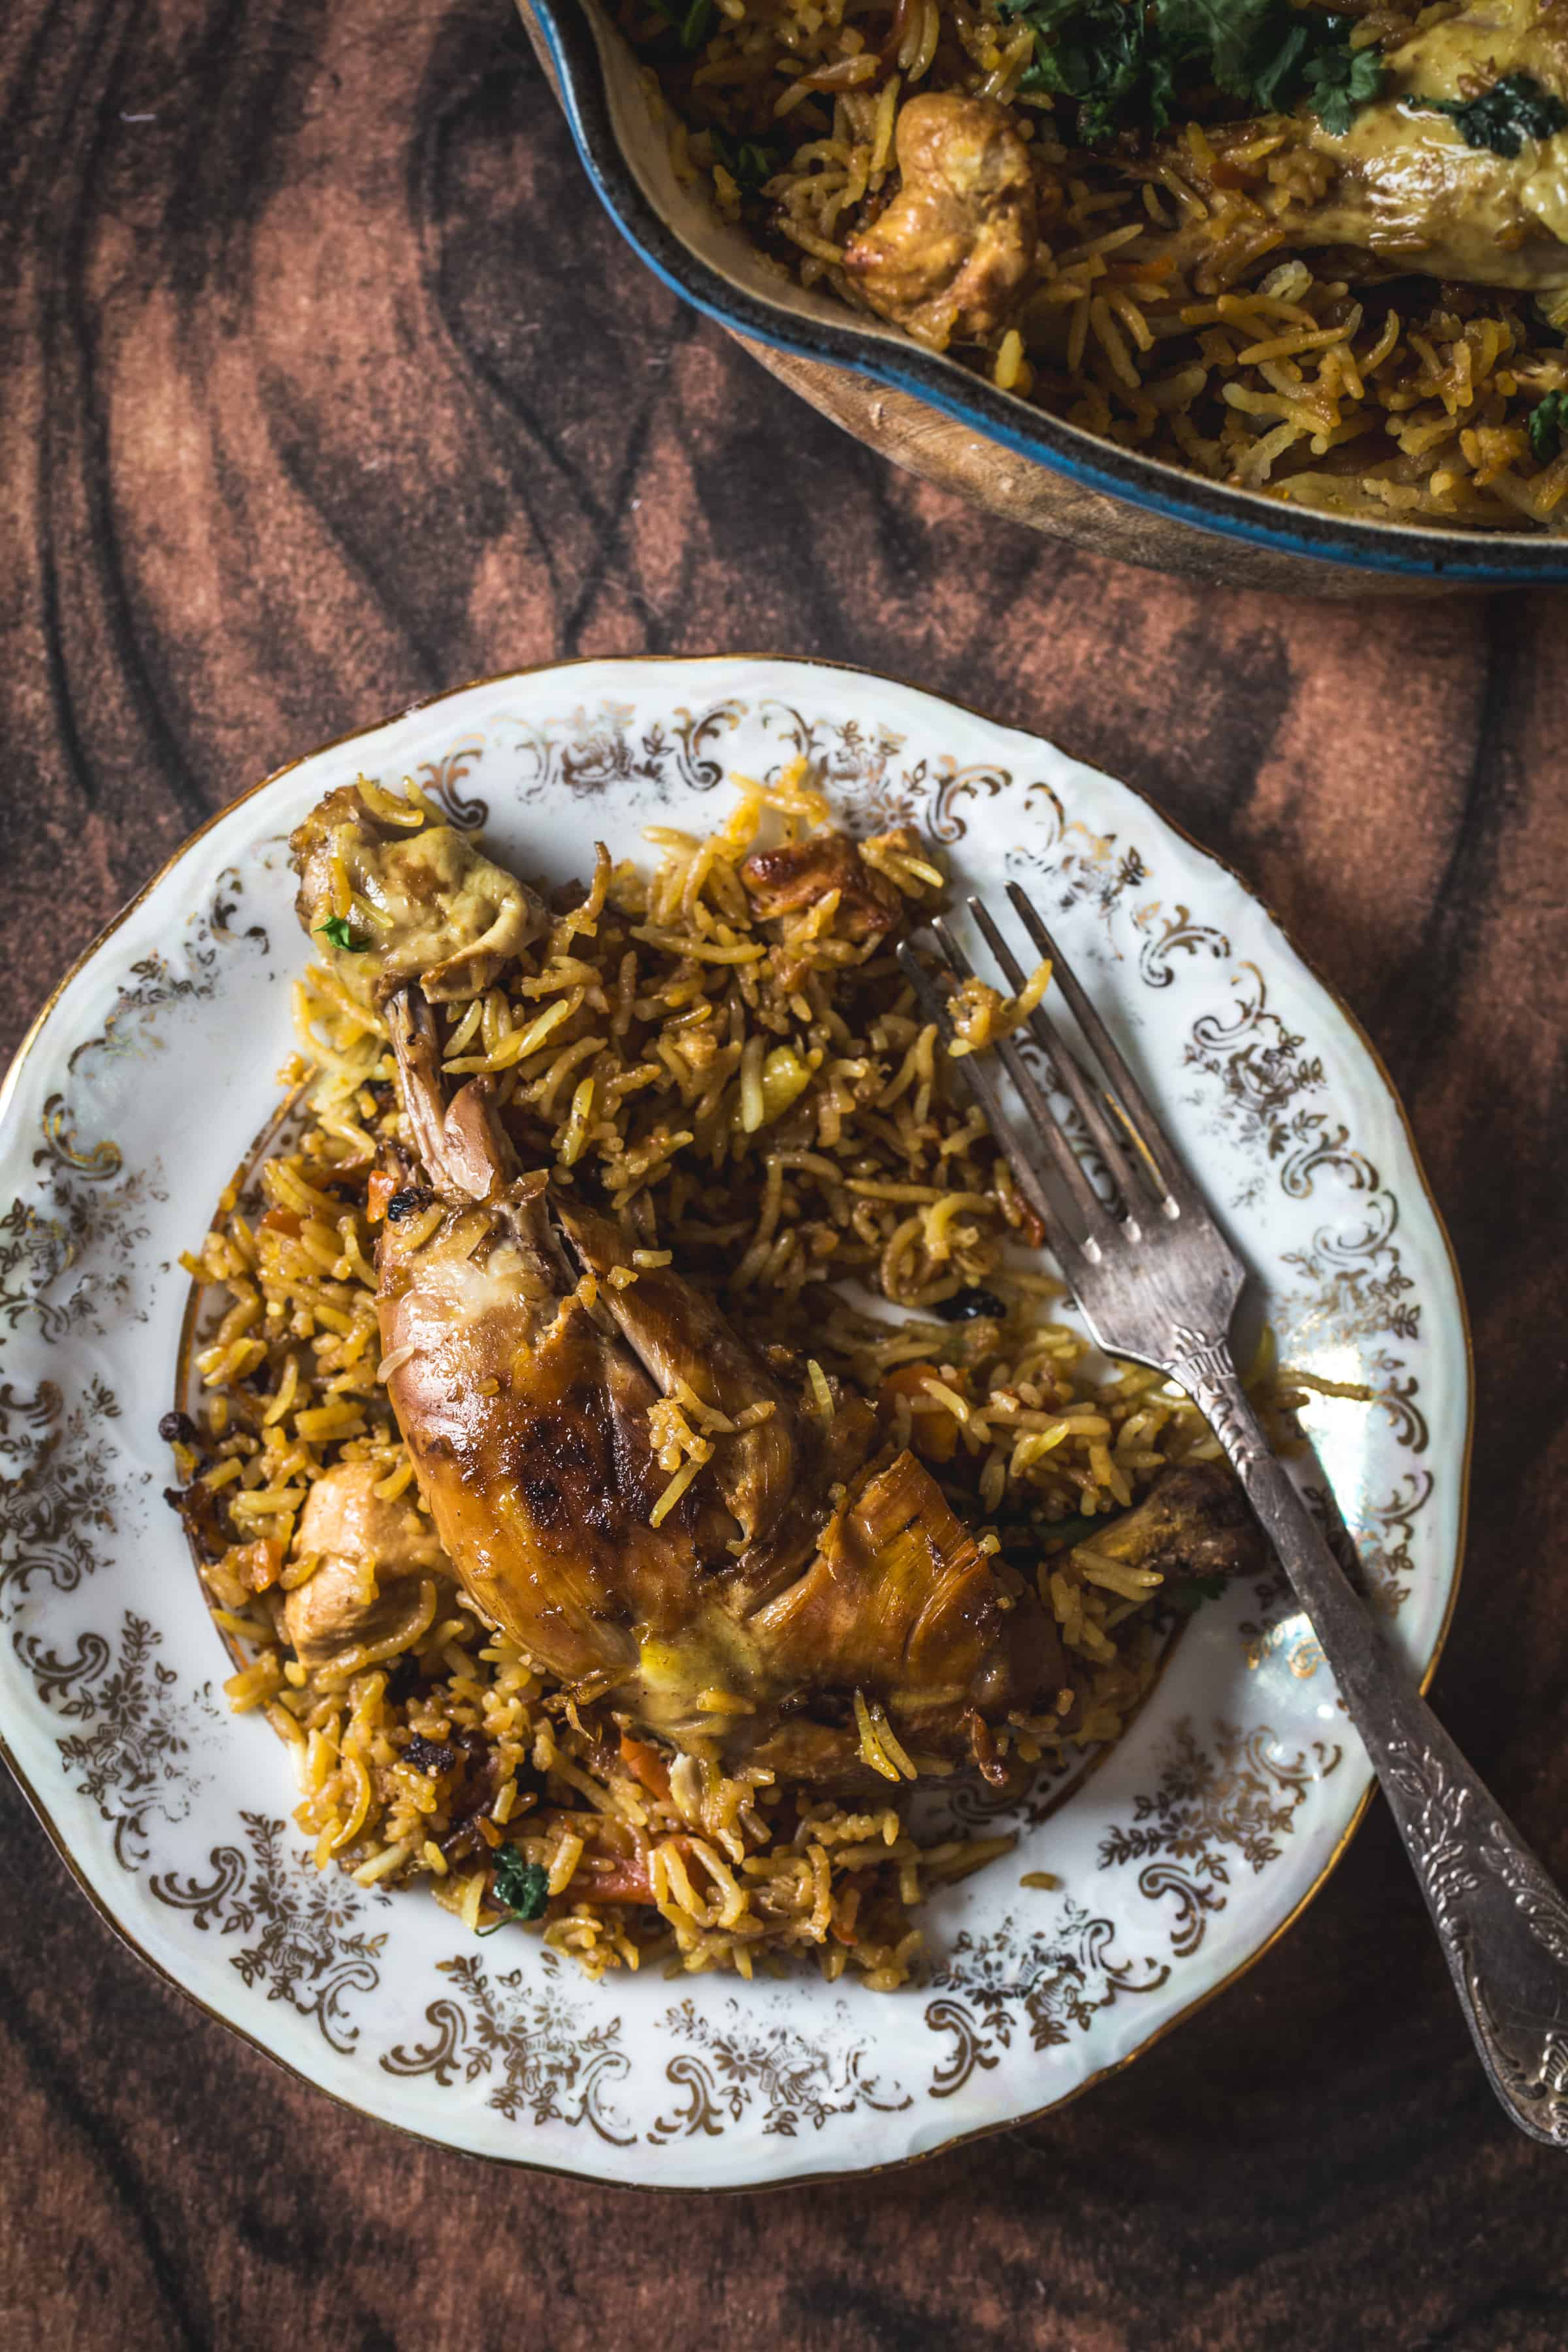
[0, 655, 1469, 2186]
[519, 0, 1568, 598]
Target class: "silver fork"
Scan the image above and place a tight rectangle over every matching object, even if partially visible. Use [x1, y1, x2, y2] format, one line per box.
[899, 883, 1568, 2148]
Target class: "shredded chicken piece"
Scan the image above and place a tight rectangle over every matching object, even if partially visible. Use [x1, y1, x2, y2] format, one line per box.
[283, 1460, 448, 1670]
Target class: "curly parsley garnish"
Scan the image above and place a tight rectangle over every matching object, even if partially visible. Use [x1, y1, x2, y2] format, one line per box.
[995, 0, 1384, 148]
[476, 1847, 550, 1933]
[316, 915, 369, 952]
[1529, 389, 1568, 464]
[1420, 71, 1568, 158]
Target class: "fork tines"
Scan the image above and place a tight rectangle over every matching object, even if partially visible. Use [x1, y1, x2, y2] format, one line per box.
[896, 881, 1188, 1267]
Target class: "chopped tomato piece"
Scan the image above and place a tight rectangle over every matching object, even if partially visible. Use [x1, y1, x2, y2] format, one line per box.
[259, 1207, 302, 1238]
[366, 1169, 397, 1223]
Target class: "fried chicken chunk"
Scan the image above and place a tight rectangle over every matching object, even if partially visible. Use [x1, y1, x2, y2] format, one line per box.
[291, 783, 547, 1004]
[843, 94, 1038, 348]
[740, 826, 913, 939]
[1067, 1461, 1266, 1586]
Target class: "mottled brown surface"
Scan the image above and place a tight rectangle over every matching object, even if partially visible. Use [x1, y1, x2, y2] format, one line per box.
[3, 4, 1568, 2347]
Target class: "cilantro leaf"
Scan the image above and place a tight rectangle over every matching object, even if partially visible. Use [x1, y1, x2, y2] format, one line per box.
[1249, 20, 1315, 113]
[316, 915, 368, 952]
[1420, 71, 1568, 158]
[1529, 389, 1568, 463]
[1303, 39, 1386, 137]
[1001, 0, 1170, 144]
[477, 1847, 550, 1932]
[1154, 0, 1277, 100]
[996, 0, 1382, 148]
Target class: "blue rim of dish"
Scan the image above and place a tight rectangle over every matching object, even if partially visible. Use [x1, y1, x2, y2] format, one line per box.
[529, 0, 1568, 583]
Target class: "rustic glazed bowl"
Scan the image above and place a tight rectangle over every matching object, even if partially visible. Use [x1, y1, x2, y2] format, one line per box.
[0, 657, 1469, 2183]
[520, 0, 1568, 597]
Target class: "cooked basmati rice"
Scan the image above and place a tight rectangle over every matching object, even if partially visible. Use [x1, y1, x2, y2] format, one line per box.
[169, 768, 1279, 1987]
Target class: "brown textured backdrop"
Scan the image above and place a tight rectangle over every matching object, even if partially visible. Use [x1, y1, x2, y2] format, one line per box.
[3, 3, 1568, 2347]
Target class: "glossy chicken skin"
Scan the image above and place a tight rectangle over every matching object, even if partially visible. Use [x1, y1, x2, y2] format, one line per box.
[1233, 0, 1568, 295]
[372, 989, 1066, 1780]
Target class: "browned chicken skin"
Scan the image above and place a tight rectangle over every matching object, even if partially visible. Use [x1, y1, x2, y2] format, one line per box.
[373, 988, 1066, 1781]
[843, 94, 1039, 348]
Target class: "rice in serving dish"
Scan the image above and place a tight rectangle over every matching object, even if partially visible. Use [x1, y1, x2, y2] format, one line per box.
[167, 769, 1280, 1989]
[617, 0, 1568, 531]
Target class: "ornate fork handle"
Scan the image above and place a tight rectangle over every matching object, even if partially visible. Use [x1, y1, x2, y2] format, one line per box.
[1176, 1339, 1568, 2148]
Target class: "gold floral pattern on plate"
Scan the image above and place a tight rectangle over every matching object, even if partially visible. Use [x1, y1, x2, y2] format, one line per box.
[0, 658, 1469, 2187]
[1097, 1720, 1345, 1957]
[150, 1813, 385, 2055]
[648, 1997, 912, 2141]
[383, 1953, 633, 2142]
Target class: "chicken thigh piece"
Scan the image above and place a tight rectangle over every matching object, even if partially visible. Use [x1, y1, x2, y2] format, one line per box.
[368, 985, 1067, 1782]
[1203, 0, 1568, 295]
[843, 93, 1040, 347]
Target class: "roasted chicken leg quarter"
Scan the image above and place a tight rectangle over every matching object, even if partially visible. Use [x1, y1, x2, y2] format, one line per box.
[370, 983, 1066, 1784]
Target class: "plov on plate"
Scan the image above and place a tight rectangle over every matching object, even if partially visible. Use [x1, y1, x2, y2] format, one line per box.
[175, 763, 1271, 1991]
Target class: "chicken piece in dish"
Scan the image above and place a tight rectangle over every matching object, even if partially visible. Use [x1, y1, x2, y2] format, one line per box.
[282, 1459, 449, 1673]
[843, 95, 1039, 348]
[1170, 0, 1568, 299]
[1065, 1461, 1266, 1588]
[740, 826, 916, 940]
[291, 783, 547, 1005]
[368, 986, 1067, 1785]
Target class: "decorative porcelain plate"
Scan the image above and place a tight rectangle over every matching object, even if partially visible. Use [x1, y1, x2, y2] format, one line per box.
[0, 657, 1469, 2187]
